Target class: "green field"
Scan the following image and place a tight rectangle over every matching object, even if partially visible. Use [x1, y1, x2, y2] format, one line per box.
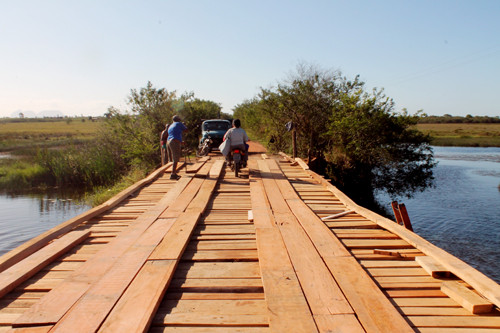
[2, 119, 499, 151]
[0, 118, 102, 152]
[416, 123, 500, 147]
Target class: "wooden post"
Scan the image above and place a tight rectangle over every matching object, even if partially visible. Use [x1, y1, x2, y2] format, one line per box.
[391, 201, 403, 225]
[292, 128, 297, 159]
[398, 203, 413, 231]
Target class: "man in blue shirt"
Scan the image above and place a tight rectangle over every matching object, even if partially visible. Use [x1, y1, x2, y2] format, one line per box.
[167, 115, 187, 180]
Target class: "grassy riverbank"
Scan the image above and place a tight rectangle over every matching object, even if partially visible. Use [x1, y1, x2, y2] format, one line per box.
[1, 118, 498, 201]
[416, 123, 500, 147]
[0, 118, 102, 153]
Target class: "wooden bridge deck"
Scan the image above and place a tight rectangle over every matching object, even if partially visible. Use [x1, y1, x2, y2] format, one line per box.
[0, 152, 499, 332]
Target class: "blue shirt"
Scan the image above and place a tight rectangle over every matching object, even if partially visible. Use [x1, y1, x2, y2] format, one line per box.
[167, 121, 187, 142]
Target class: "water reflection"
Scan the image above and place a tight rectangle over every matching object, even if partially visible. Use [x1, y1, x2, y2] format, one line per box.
[377, 146, 500, 283]
[0, 189, 90, 256]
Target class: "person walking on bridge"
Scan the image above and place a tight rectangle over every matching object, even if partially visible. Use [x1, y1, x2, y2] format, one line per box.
[167, 115, 187, 180]
[160, 123, 172, 165]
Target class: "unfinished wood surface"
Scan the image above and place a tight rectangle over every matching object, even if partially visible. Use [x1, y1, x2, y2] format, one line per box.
[0, 230, 89, 299]
[271, 159, 415, 332]
[1, 154, 500, 333]
[442, 281, 494, 314]
[0, 163, 172, 274]
[48, 219, 176, 332]
[257, 160, 358, 332]
[254, 229, 318, 332]
[98, 259, 177, 332]
[292, 154, 500, 310]
[416, 255, 452, 278]
[14, 171, 195, 327]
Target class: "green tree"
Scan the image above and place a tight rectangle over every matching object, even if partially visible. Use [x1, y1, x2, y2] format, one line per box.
[235, 64, 435, 205]
[102, 81, 178, 169]
[327, 88, 435, 202]
[101, 82, 225, 170]
[179, 98, 225, 148]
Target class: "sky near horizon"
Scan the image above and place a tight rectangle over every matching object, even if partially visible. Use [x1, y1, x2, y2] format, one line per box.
[1, 0, 499, 118]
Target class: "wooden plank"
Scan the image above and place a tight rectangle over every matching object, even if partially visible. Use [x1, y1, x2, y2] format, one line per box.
[98, 259, 177, 333]
[169, 278, 263, 291]
[186, 156, 210, 173]
[183, 249, 258, 261]
[269, 158, 414, 333]
[314, 314, 364, 333]
[160, 177, 206, 218]
[151, 327, 268, 333]
[366, 267, 428, 277]
[313, 169, 500, 309]
[158, 299, 267, 315]
[248, 161, 275, 229]
[417, 329, 500, 333]
[392, 297, 460, 307]
[9, 326, 52, 333]
[285, 199, 351, 257]
[294, 157, 309, 170]
[0, 162, 172, 274]
[13, 174, 191, 327]
[385, 289, 446, 298]
[400, 306, 479, 316]
[442, 281, 494, 314]
[185, 161, 225, 215]
[342, 239, 413, 249]
[416, 256, 452, 278]
[257, 161, 357, 330]
[149, 212, 201, 260]
[321, 210, 355, 221]
[176, 262, 260, 279]
[324, 256, 415, 333]
[153, 313, 269, 326]
[255, 228, 318, 332]
[165, 292, 265, 300]
[187, 240, 257, 251]
[0, 230, 89, 298]
[407, 315, 500, 328]
[46, 219, 176, 332]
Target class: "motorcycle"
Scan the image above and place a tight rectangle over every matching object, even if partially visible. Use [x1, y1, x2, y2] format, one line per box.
[196, 135, 212, 157]
[228, 147, 246, 177]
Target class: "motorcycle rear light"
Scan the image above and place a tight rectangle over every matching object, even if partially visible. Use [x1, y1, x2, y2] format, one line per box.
[234, 150, 240, 153]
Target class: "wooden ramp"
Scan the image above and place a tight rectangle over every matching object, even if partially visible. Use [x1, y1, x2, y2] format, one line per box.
[0, 153, 499, 332]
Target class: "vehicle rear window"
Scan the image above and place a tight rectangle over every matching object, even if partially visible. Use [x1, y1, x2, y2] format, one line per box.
[204, 122, 230, 131]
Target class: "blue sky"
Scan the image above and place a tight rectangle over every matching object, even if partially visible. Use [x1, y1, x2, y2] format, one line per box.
[1, 0, 499, 118]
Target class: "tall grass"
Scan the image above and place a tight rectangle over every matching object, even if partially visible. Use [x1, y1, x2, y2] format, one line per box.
[0, 159, 47, 190]
[35, 143, 125, 188]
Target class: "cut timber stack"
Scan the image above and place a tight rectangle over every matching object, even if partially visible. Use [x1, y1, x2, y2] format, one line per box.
[0, 153, 499, 332]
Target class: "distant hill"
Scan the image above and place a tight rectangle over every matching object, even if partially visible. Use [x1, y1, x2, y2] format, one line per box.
[38, 110, 65, 117]
[9, 110, 65, 118]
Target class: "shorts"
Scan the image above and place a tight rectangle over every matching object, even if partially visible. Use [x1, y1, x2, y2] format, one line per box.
[167, 139, 182, 163]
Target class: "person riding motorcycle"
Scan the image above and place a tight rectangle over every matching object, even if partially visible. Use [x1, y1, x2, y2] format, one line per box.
[223, 119, 249, 166]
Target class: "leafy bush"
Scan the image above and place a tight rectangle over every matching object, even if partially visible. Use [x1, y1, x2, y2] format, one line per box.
[234, 64, 436, 205]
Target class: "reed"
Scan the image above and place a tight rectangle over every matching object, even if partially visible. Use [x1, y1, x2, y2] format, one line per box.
[0, 159, 48, 190]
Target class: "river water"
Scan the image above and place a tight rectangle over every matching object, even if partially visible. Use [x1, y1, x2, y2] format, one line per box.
[0, 147, 499, 283]
[376, 146, 500, 283]
[0, 191, 90, 256]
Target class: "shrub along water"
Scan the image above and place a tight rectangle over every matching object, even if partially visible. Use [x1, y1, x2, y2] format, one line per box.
[0, 82, 227, 205]
[0, 158, 47, 191]
[234, 63, 436, 208]
[35, 142, 125, 188]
